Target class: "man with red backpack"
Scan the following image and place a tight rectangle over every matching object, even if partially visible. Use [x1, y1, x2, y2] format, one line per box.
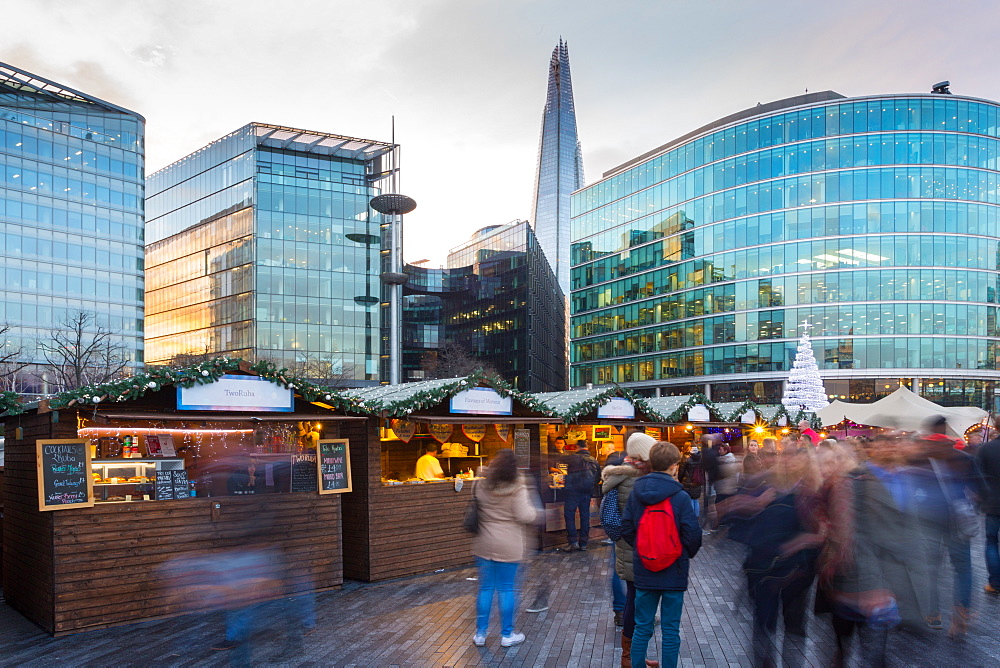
[621, 442, 702, 668]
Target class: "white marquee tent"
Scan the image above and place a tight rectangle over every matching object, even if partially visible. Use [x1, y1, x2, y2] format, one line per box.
[816, 386, 988, 439]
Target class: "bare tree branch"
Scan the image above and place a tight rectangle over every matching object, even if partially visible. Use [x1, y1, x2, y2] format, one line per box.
[420, 341, 498, 380]
[0, 322, 30, 391]
[36, 311, 132, 392]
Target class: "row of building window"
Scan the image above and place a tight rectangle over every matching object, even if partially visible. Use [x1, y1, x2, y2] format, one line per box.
[0, 258, 142, 299]
[573, 164, 1000, 248]
[573, 200, 1000, 270]
[0, 107, 141, 152]
[1, 122, 142, 177]
[572, 269, 1000, 329]
[575, 132, 1000, 240]
[572, 336, 1000, 386]
[145, 266, 252, 315]
[574, 303, 1000, 361]
[572, 234, 998, 306]
[574, 97, 1000, 216]
[0, 184, 143, 240]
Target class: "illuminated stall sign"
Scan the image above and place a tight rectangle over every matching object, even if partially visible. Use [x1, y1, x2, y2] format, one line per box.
[177, 375, 294, 412]
[597, 397, 635, 420]
[449, 388, 513, 416]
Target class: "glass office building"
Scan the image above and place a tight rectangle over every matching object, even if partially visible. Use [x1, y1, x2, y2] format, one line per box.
[531, 39, 584, 297]
[571, 90, 1000, 407]
[0, 62, 145, 393]
[145, 124, 395, 386]
[402, 221, 567, 392]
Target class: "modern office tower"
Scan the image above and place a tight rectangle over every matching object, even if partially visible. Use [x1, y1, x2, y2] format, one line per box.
[571, 89, 1000, 408]
[530, 39, 584, 297]
[145, 124, 397, 387]
[0, 62, 145, 394]
[401, 221, 567, 392]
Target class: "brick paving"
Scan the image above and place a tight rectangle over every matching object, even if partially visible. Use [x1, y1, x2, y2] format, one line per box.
[1, 532, 999, 667]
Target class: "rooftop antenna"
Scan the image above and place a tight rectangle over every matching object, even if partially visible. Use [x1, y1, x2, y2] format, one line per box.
[931, 81, 952, 95]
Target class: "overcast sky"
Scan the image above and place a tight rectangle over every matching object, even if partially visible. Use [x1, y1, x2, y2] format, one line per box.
[5, 0, 1000, 265]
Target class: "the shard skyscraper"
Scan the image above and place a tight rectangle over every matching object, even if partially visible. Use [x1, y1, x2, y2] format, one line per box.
[530, 39, 584, 298]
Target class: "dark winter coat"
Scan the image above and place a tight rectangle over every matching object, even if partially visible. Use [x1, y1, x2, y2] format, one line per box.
[976, 438, 1000, 515]
[621, 472, 702, 591]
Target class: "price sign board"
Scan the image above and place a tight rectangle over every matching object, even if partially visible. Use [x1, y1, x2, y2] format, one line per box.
[317, 439, 352, 494]
[291, 454, 318, 493]
[514, 428, 531, 468]
[156, 471, 175, 500]
[36, 439, 94, 511]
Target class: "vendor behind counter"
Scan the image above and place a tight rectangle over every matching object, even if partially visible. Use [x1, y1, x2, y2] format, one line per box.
[415, 443, 446, 480]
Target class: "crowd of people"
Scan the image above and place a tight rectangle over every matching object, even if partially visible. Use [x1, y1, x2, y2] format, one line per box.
[467, 415, 1000, 668]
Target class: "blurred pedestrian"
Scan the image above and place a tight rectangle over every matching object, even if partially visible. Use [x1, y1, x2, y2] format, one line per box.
[621, 441, 702, 668]
[604, 442, 629, 623]
[722, 448, 821, 668]
[977, 419, 1000, 596]
[471, 449, 539, 648]
[602, 431, 656, 666]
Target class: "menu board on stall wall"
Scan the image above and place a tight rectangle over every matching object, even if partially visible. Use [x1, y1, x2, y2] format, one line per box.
[291, 454, 318, 492]
[513, 429, 531, 468]
[156, 470, 175, 500]
[36, 439, 95, 511]
[317, 439, 352, 494]
[172, 470, 190, 499]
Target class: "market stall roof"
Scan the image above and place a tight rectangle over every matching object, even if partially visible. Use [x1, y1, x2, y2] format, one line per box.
[711, 400, 759, 423]
[341, 372, 555, 419]
[642, 394, 719, 423]
[530, 385, 656, 423]
[816, 386, 987, 438]
[1, 357, 353, 417]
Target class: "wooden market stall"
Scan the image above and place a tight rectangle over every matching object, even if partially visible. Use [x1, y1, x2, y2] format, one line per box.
[529, 387, 666, 546]
[339, 374, 559, 582]
[1, 361, 361, 635]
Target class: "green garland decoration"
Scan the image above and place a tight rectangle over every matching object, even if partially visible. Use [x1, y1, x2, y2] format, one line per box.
[0, 390, 24, 416]
[43, 357, 352, 412]
[342, 369, 556, 418]
[530, 385, 659, 424]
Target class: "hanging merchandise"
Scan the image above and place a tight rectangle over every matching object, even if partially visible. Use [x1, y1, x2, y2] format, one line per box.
[494, 424, 511, 442]
[781, 322, 830, 413]
[429, 423, 454, 444]
[391, 419, 417, 443]
[462, 424, 487, 442]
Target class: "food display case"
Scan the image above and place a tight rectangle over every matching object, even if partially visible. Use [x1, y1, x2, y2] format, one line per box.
[91, 458, 186, 502]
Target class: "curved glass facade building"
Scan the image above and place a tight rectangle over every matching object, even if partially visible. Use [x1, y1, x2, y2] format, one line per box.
[570, 90, 1000, 407]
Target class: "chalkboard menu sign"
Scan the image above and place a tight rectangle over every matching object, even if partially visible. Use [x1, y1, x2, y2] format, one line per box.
[36, 439, 95, 511]
[514, 428, 531, 468]
[172, 470, 190, 498]
[291, 454, 318, 493]
[317, 439, 352, 494]
[155, 471, 175, 501]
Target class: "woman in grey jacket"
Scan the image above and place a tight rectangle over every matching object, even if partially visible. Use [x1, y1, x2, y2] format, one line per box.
[603, 432, 656, 667]
[471, 449, 539, 648]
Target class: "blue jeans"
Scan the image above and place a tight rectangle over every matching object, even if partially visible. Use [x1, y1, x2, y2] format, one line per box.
[986, 514, 1000, 588]
[631, 589, 684, 668]
[476, 557, 520, 637]
[610, 545, 626, 613]
[564, 492, 591, 546]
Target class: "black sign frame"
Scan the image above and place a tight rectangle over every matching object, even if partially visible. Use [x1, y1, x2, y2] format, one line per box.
[36, 439, 95, 511]
[317, 439, 352, 494]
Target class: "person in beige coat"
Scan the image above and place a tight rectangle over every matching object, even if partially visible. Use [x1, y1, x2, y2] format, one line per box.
[471, 449, 539, 648]
[603, 431, 656, 668]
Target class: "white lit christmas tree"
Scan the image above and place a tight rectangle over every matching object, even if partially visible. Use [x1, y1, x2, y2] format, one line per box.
[781, 322, 829, 412]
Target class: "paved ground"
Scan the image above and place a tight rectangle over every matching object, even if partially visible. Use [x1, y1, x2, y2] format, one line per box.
[1, 532, 999, 667]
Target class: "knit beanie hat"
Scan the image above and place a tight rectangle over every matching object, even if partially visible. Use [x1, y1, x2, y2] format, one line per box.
[626, 432, 656, 461]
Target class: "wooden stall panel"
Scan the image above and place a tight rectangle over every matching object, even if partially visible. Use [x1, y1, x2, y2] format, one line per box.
[49, 493, 343, 634]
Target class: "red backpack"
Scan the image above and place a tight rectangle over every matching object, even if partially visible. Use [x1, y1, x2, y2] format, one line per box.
[636, 497, 683, 572]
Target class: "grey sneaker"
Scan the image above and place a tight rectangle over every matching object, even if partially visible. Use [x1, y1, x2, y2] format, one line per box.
[526, 601, 549, 613]
[473, 633, 486, 646]
[501, 632, 525, 647]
